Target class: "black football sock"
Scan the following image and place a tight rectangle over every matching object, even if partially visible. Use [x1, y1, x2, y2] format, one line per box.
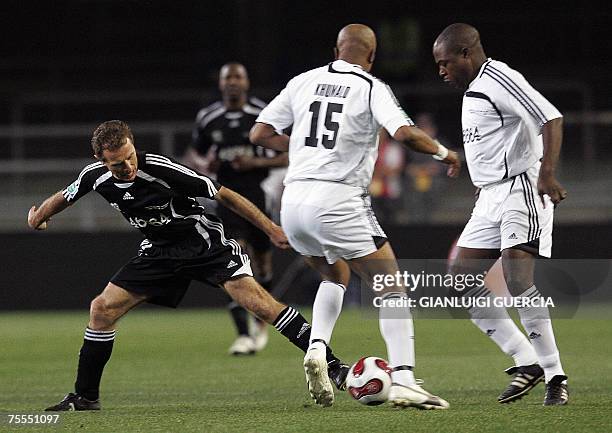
[228, 301, 250, 336]
[74, 328, 115, 401]
[273, 306, 310, 352]
[272, 306, 342, 364]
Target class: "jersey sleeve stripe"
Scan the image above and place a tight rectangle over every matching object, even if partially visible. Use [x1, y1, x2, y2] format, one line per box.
[486, 65, 548, 122]
[478, 59, 492, 78]
[136, 170, 171, 189]
[146, 154, 218, 197]
[248, 97, 267, 108]
[483, 65, 548, 124]
[146, 159, 216, 197]
[195, 101, 223, 123]
[243, 104, 263, 115]
[197, 106, 227, 129]
[62, 161, 104, 201]
[483, 70, 546, 125]
[93, 172, 113, 190]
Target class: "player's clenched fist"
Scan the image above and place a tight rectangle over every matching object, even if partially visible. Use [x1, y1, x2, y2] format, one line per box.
[27, 205, 48, 230]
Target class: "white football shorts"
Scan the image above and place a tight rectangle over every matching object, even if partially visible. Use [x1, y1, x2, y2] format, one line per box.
[457, 163, 554, 257]
[281, 180, 386, 264]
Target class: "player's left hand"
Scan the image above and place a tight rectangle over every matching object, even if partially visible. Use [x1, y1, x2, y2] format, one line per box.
[443, 150, 461, 178]
[537, 173, 567, 208]
[231, 156, 258, 171]
[268, 224, 290, 249]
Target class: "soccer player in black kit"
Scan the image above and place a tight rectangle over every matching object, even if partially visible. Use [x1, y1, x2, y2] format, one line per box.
[28, 120, 347, 410]
[185, 63, 288, 355]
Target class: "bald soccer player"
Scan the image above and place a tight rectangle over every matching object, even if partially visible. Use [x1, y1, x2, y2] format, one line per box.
[251, 24, 460, 409]
[433, 23, 568, 406]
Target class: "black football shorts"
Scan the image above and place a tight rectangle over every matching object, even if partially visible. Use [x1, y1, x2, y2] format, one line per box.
[111, 235, 252, 308]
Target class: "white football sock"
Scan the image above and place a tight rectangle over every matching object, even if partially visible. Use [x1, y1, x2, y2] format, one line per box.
[466, 286, 538, 367]
[309, 280, 345, 346]
[516, 285, 565, 382]
[379, 293, 416, 386]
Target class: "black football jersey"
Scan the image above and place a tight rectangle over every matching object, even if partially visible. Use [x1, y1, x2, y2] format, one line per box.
[192, 97, 273, 193]
[62, 152, 228, 246]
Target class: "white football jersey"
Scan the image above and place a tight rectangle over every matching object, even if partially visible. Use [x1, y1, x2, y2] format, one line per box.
[462, 59, 562, 187]
[256, 60, 414, 188]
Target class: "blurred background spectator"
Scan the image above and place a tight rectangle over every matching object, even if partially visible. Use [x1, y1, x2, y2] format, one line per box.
[370, 129, 406, 224]
[403, 112, 449, 223]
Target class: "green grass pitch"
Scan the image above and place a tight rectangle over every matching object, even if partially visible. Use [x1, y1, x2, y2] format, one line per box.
[1, 308, 611, 433]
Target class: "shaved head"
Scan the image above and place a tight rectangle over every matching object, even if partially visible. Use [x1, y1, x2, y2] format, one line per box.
[432, 23, 487, 89]
[335, 24, 377, 70]
[433, 23, 482, 55]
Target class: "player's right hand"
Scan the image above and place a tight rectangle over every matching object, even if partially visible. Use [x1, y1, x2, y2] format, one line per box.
[27, 205, 47, 230]
[537, 172, 567, 208]
[268, 224, 290, 250]
[443, 150, 461, 178]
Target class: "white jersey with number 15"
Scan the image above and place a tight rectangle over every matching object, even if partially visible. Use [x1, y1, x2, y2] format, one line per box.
[256, 59, 414, 189]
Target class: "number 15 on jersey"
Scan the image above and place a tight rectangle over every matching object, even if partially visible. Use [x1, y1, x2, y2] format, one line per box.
[305, 101, 344, 149]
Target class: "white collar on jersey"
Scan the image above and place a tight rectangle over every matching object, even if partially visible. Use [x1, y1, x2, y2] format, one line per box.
[468, 58, 493, 89]
[332, 59, 367, 72]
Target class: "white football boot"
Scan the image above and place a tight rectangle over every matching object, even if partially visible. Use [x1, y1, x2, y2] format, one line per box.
[228, 335, 255, 355]
[303, 343, 334, 407]
[388, 383, 450, 410]
[250, 318, 269, 353]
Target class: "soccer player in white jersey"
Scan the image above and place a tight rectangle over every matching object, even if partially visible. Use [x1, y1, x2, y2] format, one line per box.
[250, 24, 460, 409]
[433, 23, 569, 406]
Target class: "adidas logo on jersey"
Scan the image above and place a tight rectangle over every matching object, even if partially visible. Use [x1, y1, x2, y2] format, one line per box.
[508, 233, 518, 240]
[122, 192, 134, 200]
[528, 331, 542, 340]
[226, 260, 238, 269]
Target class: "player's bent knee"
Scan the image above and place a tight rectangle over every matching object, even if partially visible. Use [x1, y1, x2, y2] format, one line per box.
[89, 296, 120, 329]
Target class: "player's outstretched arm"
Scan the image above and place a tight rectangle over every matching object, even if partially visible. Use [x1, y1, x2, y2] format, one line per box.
[27, 191, 70, 230]
[249, 123, 290, 152]
[214, 186, 290, 249]
[393, 125, 461, 178]
[538, 117, 567, 207]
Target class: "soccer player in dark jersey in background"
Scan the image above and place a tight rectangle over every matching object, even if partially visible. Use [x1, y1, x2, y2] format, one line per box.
[28, 120, 347, 411]
[184, 63, 288, 355]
